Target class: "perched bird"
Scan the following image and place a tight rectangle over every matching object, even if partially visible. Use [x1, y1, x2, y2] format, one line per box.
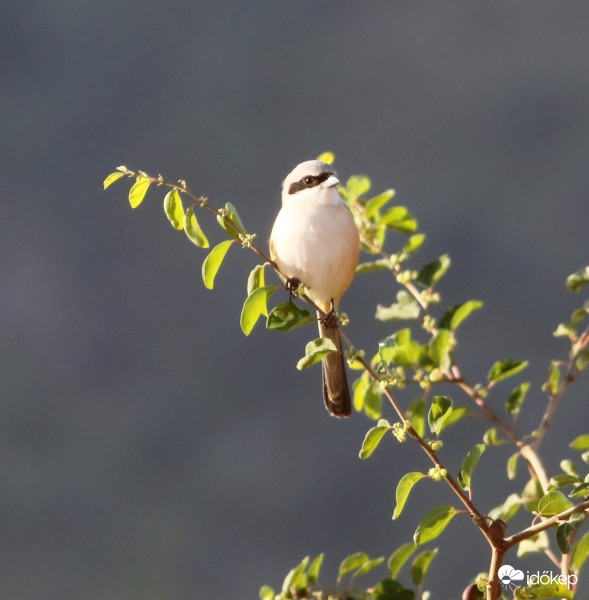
[269, 160, 360, 417]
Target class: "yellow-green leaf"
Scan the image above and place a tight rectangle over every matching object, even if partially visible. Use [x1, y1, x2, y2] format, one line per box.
[128, 177, 151, 209]
[359, 419, 391, 460]
[184, 207, 209, 248]
[388, 543, 417, 579]
[411, 548, 438, 585]
[571, 434, 589, 451]
[316, 151, 335, 164]
[393, 472, 425, 519]
[217, 202, 246, 239]
[413, 505, 457, 545]
[458, 444, 486, 491]
[103, 171, 126, 189]
[240, 285, 278, 336]
[296, 337, 337, 371]
[163, 188, 184, 230]
[202, 240, 234, 289]
[537, 490, 573, 517]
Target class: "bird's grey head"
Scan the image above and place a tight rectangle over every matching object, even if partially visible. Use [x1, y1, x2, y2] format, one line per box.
[281, 160, 339, 199]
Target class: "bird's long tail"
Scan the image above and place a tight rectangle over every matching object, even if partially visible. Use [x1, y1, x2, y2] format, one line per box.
[318, 312, 352, 418]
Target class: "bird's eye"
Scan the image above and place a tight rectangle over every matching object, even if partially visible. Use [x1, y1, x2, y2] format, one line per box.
[302, 176, 314, 186]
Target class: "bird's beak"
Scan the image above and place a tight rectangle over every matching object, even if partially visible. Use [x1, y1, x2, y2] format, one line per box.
[324, 175, 339, 188]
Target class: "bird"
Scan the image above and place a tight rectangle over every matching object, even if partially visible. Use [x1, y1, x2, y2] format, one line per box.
[269, 160, 360, 417]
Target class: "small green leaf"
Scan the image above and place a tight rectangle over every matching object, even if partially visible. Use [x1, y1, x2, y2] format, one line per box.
[507, 452, 520, 480]
[413, 505, 457, 545]
[372, 579, 415, 600]
[557, 522, 576, 554]
[338, 552, 369, 583]
[560, 459, 578, 476]
[458, 444, 486, 491]
[353, 374, 383, 420]
[438, 301, 483, 330]
[406, 397, 426, 437]
[259, 585, 274, 600]
[483, 427, 507, 446]
[514, 582, 573, 599]
[570, 482, 589, 497]
[217, 202, 246, 239]
[163, 188, 185, 230]
[487, 359, 529, 384]
[184, 207, 209, 248]
[411, 548, 438, 585]
[416, 254, 450, 287]
[393, 472, 425, 519]
[352, 557, 385, 579]
[488, 493, 522, 522]
[282, 556, 309, 594]
[247, 264, 266, 295]
[381, 206, 418, 234]
[296, 337, 338, 371]
[429, 329, 453, 368]
[441, 406, 470, 430]
[517, 531, 548, 557]
[537, 490, 573, 517]
[566, 266, 589, 292]
[572, 531, 589, 573]
[428, 396, 453, 436]
[546, 361, 561, 393]
[307, 553, 324, 585]
[388, 543, 417, 579]
[571, 434, 589, 451]
[375, 291, 421, 321]
[365, 189, 396, 219]
[547, 474, 581, 490]
[357, 258, 392, 274]
[128, 177, 151, 208]
[359, 419, 391, 459]
[267, 302, 315, 332]
[345, 175, 371, 203]
[379, 329, 424, 368]
[317, 151, 334, 164]
[103, 171, 126, 189]
[505, 382, 530, 417]
[240, 286, 278, 335]
[403, 233, 426, 255]
[202, 240, 234, 289]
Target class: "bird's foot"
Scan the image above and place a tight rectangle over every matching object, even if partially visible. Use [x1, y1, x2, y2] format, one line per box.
[286, 277, 301, 302]
[320, 308, 339, 329]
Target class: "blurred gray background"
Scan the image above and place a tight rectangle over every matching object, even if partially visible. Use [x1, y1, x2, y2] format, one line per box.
[2, 2, 589, 598]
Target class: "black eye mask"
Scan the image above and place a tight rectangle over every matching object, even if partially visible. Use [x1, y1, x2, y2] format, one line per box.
[288, 171, 333, 195]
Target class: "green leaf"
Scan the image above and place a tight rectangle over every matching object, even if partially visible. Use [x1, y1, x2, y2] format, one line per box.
[365, 189, 396, 219]
[259, 585, 274, 600]
[560, 459, 579, 476]
[557, 522, 576, 554]
[416, 254, 450, 287]
[388, 543, 417, 579]
[240, 286, 278, 335]
[296, 337, 337, 371]
[337, 552, 369, 583]
[514, 582, 573, 599]
[566, 266, 589, 292]
[517, 531, 548, 557]
[282, 556, 309, 594]
[267, 302, 315, 332]
[316, 151, 334, 164]
[357, 258, 393, 274]
[488, 493, 522, 523]
[381, 206, 418, 234]
[483, 427, 507, 446]
[505, 382, 530, 417]
[379, 329, 424, 368]
[547, 474, 581, 490]
[428, 396, 453, 436]
[458, 444, 486, 491]
[507, 452, 520, 480]
[428, 329, 452, 368]
[411, 548, 438, 585]
[103, 171, 126, 189]
[352, 557, 385, 579]
[163, 188, 185, 230]
[570, 482, 589, 498]
[247, 265, 265, 295]
[437, 300, 483, 330]
[413, 505, 457, 545]
[345, 175, 371, 203]
[571, 434, 589, 451]
[375, 291, 421, 321]
[546, 361, 561, 393]
[128, 177, 151, 208]
[406, 397, 426, 437]
[353, 374, 383, 420]
[441, 406, 470, 430]
[184, 206, 209, 247]
[307, 553, 324, 585]
[487, 359, 528, 384]
[359, 419, 391, 459]
[393, 472, 425, 519]
[537, 490, 573, 517]
[217, 202, 246, 239]
[373, 578, 415, 600]
[403, 233, 426, 255]
[572, 530, 589, 573]
[202, 240, 233, 289]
